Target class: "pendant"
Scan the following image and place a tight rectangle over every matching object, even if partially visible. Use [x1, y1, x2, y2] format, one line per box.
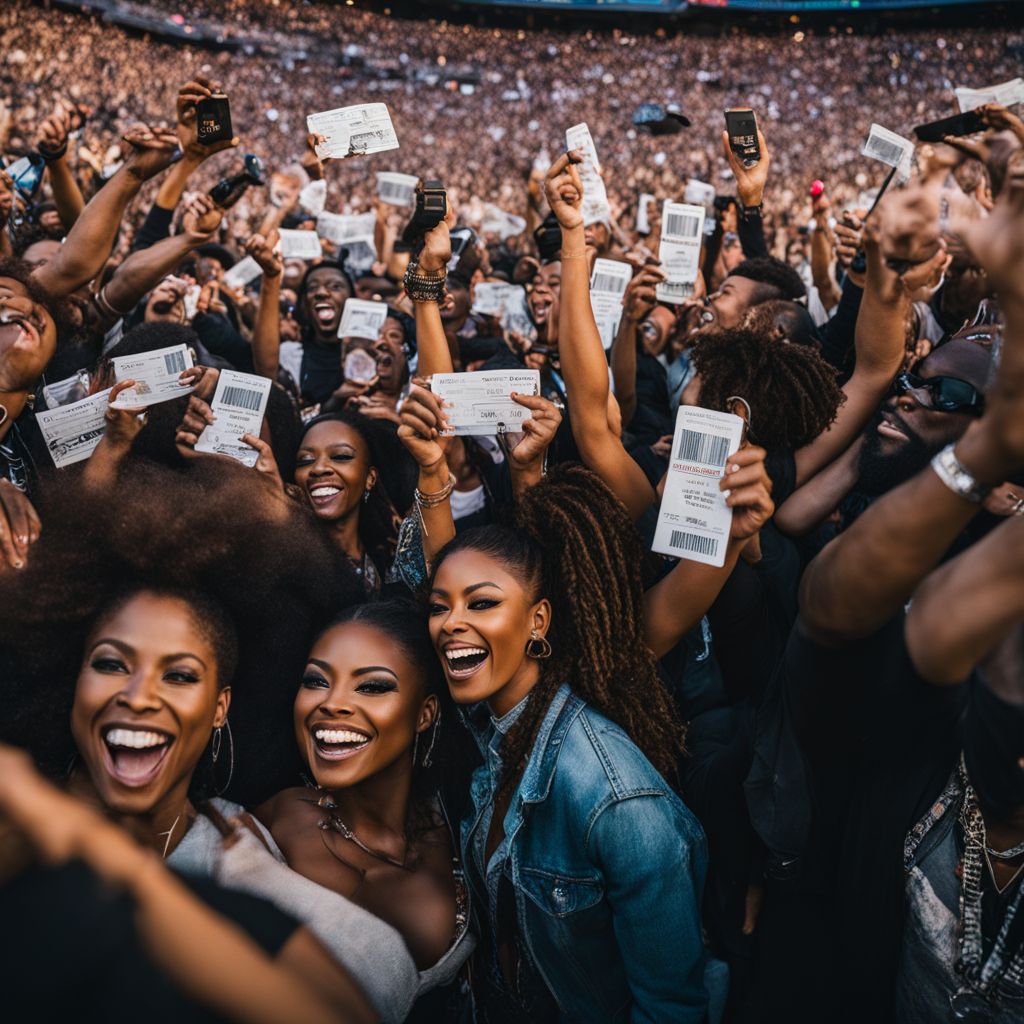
[949, 988, 991, 1023]
[317, 794, 337, 810]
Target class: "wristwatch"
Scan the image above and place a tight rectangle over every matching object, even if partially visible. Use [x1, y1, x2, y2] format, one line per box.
[930, 444, 993, 504]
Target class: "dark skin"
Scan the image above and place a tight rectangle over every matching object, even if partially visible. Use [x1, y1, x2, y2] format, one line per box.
[256, 622, 454, 970]
[304, 267, 352, 344]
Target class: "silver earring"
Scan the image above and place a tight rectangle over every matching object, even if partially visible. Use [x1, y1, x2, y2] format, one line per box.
[363, 488, 371, 503]
[213, 720, 235, 796]
[212, 726, 223, 762]
[412, 730, 420, 767]
[422, 708, 441, 768]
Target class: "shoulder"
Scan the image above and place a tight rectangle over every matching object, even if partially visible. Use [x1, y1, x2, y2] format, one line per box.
[252, 786, 309, 831]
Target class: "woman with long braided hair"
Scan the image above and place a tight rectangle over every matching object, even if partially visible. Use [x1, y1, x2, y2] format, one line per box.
[426, 462, 712, 1023]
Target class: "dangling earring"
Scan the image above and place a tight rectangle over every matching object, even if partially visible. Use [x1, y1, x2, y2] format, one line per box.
[422, 708, 442, 768]
[525, 629, 552, 660]
[412, 730, 420, 767]
[212, 720, 235, 796]
[363, 487, 372, 503]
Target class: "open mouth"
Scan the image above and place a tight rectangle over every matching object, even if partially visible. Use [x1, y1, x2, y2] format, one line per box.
[308, 483, 342, 509]
[376, 352, 394, 374]
[311, 726, 372, 761]
[530, 298, 552, 323]
[877, 417, 909, 443]
[0, 311, 40, 349]
[444, 644, 489, 680]
[101, 725, 174, 788]
[313, 301, 337, 327]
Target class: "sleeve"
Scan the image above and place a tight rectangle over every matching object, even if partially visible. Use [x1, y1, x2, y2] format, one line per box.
[816, 278, 864, 376]
[589, 794, 710, 1024]
[192, 313, 255, 372]
[737, 209, 769, 260]
[130, 203, 176, 253]
[212, 828, 419, 1024]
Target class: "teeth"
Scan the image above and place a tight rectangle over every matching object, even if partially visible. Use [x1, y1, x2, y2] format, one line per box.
[310, 486, 340, 498]
[314, 729, 370, 745]
[445, 647, 486, 662]
[105, 728, 169, 750]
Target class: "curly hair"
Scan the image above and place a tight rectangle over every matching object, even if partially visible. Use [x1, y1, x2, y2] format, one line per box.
[299, 410, 415, 575]
[431, 463, 684, 789]
[0, 256, 80, 344]
[0, 456, 364, 805]
[690, 325, 845, 450]
[729, 256, 807, 302]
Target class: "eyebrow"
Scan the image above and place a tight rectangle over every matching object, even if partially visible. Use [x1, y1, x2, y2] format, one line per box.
[353, 666, 399, 679]
[92, 637, 207, 669]
[308, 658, 333, 673]
[429, 581, 505, 599]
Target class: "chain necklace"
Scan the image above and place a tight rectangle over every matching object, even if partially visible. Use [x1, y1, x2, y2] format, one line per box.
[950, 762, 1024, 1022]
[305, 791, 413, 872]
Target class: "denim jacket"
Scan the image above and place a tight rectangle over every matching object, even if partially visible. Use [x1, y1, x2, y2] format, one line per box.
[463, 683, 712, 1023]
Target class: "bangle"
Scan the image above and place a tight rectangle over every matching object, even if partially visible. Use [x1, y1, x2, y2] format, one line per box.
[930, 444, 993, 504]
[415, 472, 456, 509]
[404, 258, 446, 303]
[94, 286, 134, 319]
[559, 249, 589, 259]
[739, 203, 763, 221]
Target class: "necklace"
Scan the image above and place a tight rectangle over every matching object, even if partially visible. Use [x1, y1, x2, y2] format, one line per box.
[158, 812, 183, 860]
[306, 792, 413, 872]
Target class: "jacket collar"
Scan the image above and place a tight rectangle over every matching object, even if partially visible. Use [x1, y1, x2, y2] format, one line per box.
[516, 683, 583, 806]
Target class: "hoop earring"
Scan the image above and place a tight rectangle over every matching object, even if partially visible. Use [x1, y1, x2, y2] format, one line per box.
[0, 405, 8, 429]
[422, 708, 441, 768]
[213, 720, 235, 797]
[725, 395, 753, 436]
[525, 629, 552, 660]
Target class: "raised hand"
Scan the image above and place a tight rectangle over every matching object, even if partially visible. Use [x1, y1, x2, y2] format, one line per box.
[104, 378, 150, 447]
[544, 152, 585, 231]
[36, 99, 86, 161]
[397, 382, 452, 471]
[622, 262, 666, 323]
[121, 122, 181, 183]
[176, 77, 237, 158]
[721, 120, 771, 208]
[182, 192, 224, 242]
[244, 231, 282, 278]
[505, 393, 563, 471]
[174, 393, 217, 457]
[419, 203, 458, 274]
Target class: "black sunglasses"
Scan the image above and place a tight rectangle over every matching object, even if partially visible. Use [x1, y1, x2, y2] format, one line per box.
[894, 371, 984, 416]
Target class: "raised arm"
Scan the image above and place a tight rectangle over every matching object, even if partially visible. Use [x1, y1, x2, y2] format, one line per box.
[548, 153, 656, 521]
[609, 264, 663, 429]
[245, 232, 284, 381]
[36, 100, 87, 229]
[800, 178, 1024, 646]
[407, 207, 458, 378]
[809, 189, 841, 311]
[32, 123, 179, 297]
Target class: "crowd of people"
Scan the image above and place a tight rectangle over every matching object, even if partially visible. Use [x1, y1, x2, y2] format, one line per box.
[1, 1, 1023, 1022]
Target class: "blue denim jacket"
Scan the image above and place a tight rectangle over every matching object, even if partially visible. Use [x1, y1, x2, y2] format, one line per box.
[463, 683, 712, 1023]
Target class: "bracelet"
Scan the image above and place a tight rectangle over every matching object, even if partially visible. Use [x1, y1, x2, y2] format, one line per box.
[94, 285, 134, 319]
[739, 203, 763, 221]
[559, 249, 589, 259]
[415, 472, 456, 508]
[930, 443, 993, 504]
[38, 141, 68, 163]
[404, 258, 446, 303]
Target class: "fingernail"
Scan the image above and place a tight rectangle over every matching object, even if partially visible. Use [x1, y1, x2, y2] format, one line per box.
[13, 559, 23, 570]
[722, 489, 731, 500]
[730, 463, 740, 474]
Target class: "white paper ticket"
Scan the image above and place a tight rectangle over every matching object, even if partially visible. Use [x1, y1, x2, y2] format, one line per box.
[338, 298, 388, 341]
[195, 369, 272, 468]
[656, 201, 705, 304]
[861, 124, 914, 182]
[376, 171, 418, 206]
[431, 370, 541, 436]
[299, 179, 327, 216]
[481, 204, 527, 241]
[957, 78, 1024, 112]
[36, 387, 112, 468]
[42, 371, 91, 410]
[316, 211, 376, 247]
[222, 256, 263, 290]
[307, 103, 399, 160]
[112, 344, 194, 407]
[589, 259, 632, 350]
[277, 228, 322, 260]
[565, 122, 611, 226]
[684, 179, 716, 210]
[471, 282, 532, 333]
[636, 192, 655, 235]
[652, 406, 745, 568]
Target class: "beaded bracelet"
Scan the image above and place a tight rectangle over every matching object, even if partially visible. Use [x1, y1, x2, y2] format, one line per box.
[404, 258, 447, 303]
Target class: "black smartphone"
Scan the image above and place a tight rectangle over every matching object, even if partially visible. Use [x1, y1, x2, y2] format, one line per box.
[914, 110, 986, 143]
[400, 179, 447, 249]
[209, 153, 264, 208]
[725, 109, 760, 168]
[196, 94, 233, 146]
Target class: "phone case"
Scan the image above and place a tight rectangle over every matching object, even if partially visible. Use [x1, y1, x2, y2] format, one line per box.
[914, 110, 985, 143]
[725, 110, 760, 168]
[196, 95, 233, 146]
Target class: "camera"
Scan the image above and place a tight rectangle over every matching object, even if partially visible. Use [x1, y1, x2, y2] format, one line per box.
[208, 154, 264, 209]
[196, 93, 233, 147]
[400, 179, 447, 250]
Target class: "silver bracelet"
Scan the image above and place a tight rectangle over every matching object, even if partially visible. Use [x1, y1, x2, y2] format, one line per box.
[930, 444, 992, 504]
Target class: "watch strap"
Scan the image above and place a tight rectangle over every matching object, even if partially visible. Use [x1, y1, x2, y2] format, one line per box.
[930, 444, 992, 504]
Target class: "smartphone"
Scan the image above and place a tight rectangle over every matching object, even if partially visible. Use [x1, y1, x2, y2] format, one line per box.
[725, 109, 760, 168]
[5, 153, 45, 200]
[196, 94, 233, 146]
[914, 110, 986, 143]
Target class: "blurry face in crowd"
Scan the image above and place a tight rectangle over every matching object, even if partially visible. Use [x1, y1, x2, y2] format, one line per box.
[441, 278, 470, 324]
[857, 337, 990, 497]
[638, 305, 675, 358]
[71, 592, 229, 818]
[722, 237, 745, 274]
[294, 419, 377, 524]
[355, 275, 393, 302]
[527, 261, 561, 331]
[704, 274, 763, 332]
[428, 548, 550, 717]
[584, 221, 610, 253]
[374, 317, 408, 395]
[303, 266, 351, 342]
[787, 241, 807, 268]
[0, 274, 58, 392]
[145, 277, 187, 324]
[21, 239, 62, 268]
[294, 622, 435, 790]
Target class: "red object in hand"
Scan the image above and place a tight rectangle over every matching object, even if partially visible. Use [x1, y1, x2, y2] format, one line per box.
[810, 180, 825, 198]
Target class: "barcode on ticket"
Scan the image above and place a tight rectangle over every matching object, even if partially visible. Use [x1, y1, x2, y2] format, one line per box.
[221, 386, 264, 412]
[349, 130, 384, 152]
[668, 531, 719, 558]
[592, 271, 628, 294]
[676, 428, 730, 467]
[164, 351, 186, 375]
[664, 211, 702, 238]
[866, 138, 905, 165]
[379, 181, 409, 200]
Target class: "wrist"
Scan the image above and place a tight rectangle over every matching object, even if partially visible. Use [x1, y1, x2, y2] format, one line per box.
[738, 191, 763, 212]
[953, 421, 1019, 487]
[418, 459, 450, 486]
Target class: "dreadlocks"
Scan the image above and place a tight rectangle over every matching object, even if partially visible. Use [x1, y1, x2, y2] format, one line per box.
[690, 325, 845, 451]
[432, 463, 684, 788]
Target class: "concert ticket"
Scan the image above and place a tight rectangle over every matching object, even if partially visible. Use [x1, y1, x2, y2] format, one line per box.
[307, 103, 400, 159]
[195, 369, 273, 468]
[112, 344, 194, 407]
[431, 370, 541, 436]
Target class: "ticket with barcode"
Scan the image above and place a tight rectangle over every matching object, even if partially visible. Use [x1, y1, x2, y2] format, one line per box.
[307, 103, 400, 159]
[195, 369, 273, 468]
[565, 122, 611, 226]
[376, 171, 418, 206]
[277, 228, 323, 260]
[316, 211, 376, 247]
[112, 344, 194, 407]
[656, 201, 704, 304]
[36, 387, 113, 468]
[431, 370, 540, 436]
[652, 406, 744, 568]
[339, 298, 388, 341]
[861, 124, 914, 181]
[589, 259, 631, 350]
